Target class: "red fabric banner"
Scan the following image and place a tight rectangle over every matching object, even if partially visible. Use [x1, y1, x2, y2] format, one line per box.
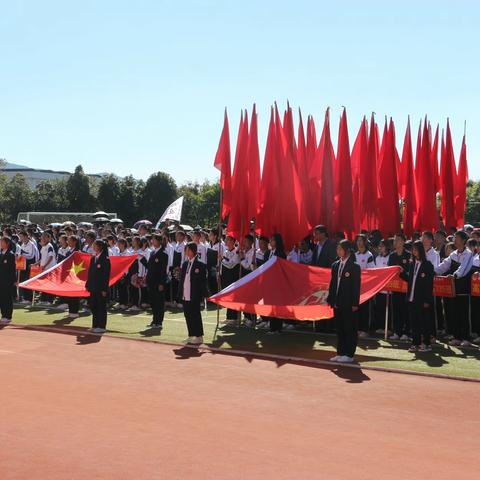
[209, 257, 400, 320]
[383, 273, 455, 297]
[15, 256, 26, 271]
[19, 252, 137, 297]
[472, 274, 480, 297]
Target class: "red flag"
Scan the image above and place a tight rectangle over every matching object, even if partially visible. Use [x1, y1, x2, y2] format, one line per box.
[296, 108, 310, 194]
[246, 104, 261, 223]
[333, 108, 355, 238]
[455, 132, 468, 227]
[400, 117, 417, 237]
[415, 119, 438, 232]
[214, 109, 232, 219]
[316, 108, 336, 233]
[440, 121, 457, 230]
[430, 124, 440, 194]
[209, 256, 401, 320]
[378, 118, 401, 236]
[360, 113, 379, 230]
[350, 117, 368, 234]
[19, 252, 137, 297]
[256, 107, 279, 237]
[306, 115, 318, 226]
[227, 110, 250, 240]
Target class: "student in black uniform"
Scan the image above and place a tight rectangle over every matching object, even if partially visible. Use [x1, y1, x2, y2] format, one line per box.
[178, 242, 207, 344]
[267, 233, 287, 335]
[400, 241, 434, 352]
[85, 240, 111, 334]
[327, 239, 361, 363]
[388, 233, 411, 341]
[0, 237, 16, 325]
[142, 234, 168, 329]
[311, 225, 337, 268]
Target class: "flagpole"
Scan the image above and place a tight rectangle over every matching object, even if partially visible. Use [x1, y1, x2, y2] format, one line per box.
[214, 188, 223, 338]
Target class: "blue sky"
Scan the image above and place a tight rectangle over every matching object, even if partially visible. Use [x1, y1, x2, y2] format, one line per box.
[0, 0, 478, 182]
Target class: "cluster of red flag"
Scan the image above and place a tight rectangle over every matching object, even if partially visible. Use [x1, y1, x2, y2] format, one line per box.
[214, 104, 469, 248]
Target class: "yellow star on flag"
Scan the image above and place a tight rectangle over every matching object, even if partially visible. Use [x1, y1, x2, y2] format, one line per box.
[69, 261, 86, 276]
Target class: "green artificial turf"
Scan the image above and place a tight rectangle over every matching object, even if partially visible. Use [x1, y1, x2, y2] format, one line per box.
[6, 304, 480, 379]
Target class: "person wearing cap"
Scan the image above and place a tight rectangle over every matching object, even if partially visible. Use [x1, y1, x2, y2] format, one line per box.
[327, 239, 361, 363]
[436, 230, 474, 346]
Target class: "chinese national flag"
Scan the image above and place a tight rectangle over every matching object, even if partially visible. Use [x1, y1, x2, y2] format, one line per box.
[19, 252, 137, 297]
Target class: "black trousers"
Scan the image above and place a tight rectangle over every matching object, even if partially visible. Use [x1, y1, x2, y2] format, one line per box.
[435, 297, 445, 331]
[443, 297, 455, 335]
[269, 317, 283, 332]
[19, 265, 33, 301]
[89, 292, 107, 329]
[0, 286, 14, 319]
[183, 300, 204, 337]
[334, 307, 358, 357]
[148, 284, 165, 325]
[373, 293, 390, 330]
[117, 279, 129, 305]
[471, 296, 480, 336]
[68, 298, 80, 314]
[392, 293, 409, 336]
[408, 302, 431, 346]
[452, 294, 470, 341]
[358, 300, 370, 332]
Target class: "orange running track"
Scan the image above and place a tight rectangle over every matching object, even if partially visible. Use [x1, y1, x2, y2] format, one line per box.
[0, 326, 478, 480]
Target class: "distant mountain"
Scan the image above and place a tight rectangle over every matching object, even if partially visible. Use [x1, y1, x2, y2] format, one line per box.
[3, 162, 30, 169]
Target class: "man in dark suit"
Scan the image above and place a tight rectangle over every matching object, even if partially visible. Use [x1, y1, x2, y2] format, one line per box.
[178, 242, 207, 345]
[0, 237, 16, 325]
[311, 225, 337, 268]
[141, 234, 168, 329]
[327, 239, 361, 363]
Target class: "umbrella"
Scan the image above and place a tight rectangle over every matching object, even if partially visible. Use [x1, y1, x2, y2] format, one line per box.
[49, 223, 63, 228]
[93, 211, 109, 218]
[62, 221, 76, 227]
[93, 217, 110, 223]
[110, 218, 124, 224]
[180, 224, 193, 232]
[77, 222, 93, 228]
[18, 219, 32, 226]
[134, 220, 152, 228]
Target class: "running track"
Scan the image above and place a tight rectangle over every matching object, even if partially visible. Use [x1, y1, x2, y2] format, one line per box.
[1, 327, 478, 479]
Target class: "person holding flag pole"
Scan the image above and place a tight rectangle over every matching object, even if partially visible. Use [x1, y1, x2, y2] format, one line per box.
[0, 237, 17, 325]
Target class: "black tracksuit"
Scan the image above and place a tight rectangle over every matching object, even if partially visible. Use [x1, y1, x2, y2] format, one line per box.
[400, 260, 434, 347]
[388, 249, 411, 336]
[327, 255, 361, 358]
[177, 257, 207, 337]
[141, 248, 168, 326]
[0, 249, 16, 320]
[85, 252, 111, 329]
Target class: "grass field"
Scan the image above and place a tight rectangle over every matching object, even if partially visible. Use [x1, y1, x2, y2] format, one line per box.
[6, 303, 480, 380]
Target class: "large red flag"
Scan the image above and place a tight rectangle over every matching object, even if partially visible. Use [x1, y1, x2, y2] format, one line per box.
[213, 109, 232, 219]
[227, 110, 250, 240]
[400, 118, 417, 237]
[209, 256, 400, 320]
[333, 108, 355, 238]
[378, 118, 401, 236]
[296, 108, 310, 195]
[316, 108, 336, 233]
[246, 104, 261, 223]
[350, 117, 368, 234]
[256, 107, 279, 237]
[430, 124, 440, 194]
[415, 119, 438, 232]
[440, 121, 457, 230]
[19, 252, 137, 297]
[306, 115, 319, 226]
[455, 133, 468, 227]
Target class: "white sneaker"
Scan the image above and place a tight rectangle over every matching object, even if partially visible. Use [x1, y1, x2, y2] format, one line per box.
[127, 305, 141, 312]
[140, 303, 149, 309]
[183, 337, 194, 344]
[68, 313, 80, 319]
[375, 329, 385, 334]
[176, 303, 183, 309]
[257, 321, 269, 330]
[222, 320, 237, 327]
[284, 324, 295, 331]
[400, 334, 410, 341]
[389, 334, 399, 340]
[57, 303, 68, 310]
[449, 339, 462, 346]
[0, 318, 12, 324]
[19, 299, 30, 305]
[91, 328, 106, 334]
[460, 340, 472, 347]
[358, 331, 368, 338]
[330, 355, 340, 362]
[336, 356, 354, 363]
[189, 336, 203, 345]
[118, 304, 127, 310]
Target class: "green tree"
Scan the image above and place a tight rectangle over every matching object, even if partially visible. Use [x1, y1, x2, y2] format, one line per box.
[178, 180, 220, 227]
[117, 175, 144, 225]
[33, 179, 69, 212]
[66, 165, 95, 211]
[465, 180, 480, 226]
[139, 172, 177, 222]
[97, 174, 121, 214]
[0, 174, 34, 221]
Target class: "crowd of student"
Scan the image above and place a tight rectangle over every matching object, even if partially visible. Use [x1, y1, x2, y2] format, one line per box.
[0, 221, 479, 355]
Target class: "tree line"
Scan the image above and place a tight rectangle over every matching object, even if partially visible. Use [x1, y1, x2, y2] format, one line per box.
[0, 165, 221, 227]
[0, 163, 479, 228]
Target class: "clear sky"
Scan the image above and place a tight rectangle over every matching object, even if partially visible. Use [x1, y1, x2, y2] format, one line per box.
[1, 0, 478, 183]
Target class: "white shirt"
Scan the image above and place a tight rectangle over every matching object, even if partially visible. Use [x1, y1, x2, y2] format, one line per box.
[240, 247, 255, 271]
[182, 257, 195, 301]
[40, 243, 56, 269]
[374, 254, 389, 268]
[409, 260, 422, 302]
[355, 250, 375, 270]
[473, 253, 479, 268]
[222, 247, 240, 271]
[435, 248, 474, 278]
[20, 240, 39, 261]
[336, 257, 349, 295]
[425, 247, 440, 269]
[82, 243, 95, 254]
[195, 243, 207, 264]
[108, 245, 120, 257]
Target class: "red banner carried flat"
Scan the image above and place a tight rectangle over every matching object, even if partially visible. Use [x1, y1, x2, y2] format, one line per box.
[19, 252, 137, 297]
[383, 273, 455, 297]
[209, 257, 400, 320]
[472, 274, 480, 297]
